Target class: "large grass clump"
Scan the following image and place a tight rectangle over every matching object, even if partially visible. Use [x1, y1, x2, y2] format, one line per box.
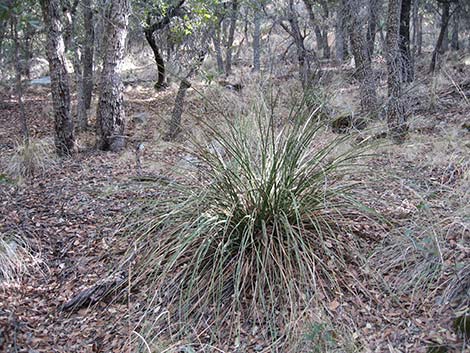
[128, 104, 380, 343]
[6, 138, 56, 180]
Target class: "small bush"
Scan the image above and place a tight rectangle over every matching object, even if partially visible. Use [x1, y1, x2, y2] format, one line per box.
[126, 104, 380, 343]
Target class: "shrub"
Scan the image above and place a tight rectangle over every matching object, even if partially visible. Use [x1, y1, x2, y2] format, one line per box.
[127, 104, 379, 343]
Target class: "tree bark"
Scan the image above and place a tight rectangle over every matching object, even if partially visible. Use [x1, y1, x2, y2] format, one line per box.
[399, 0, 413, 82]
[386, 0, 408, 143]
[96, 0, 130, 152]
[40, 0, 75, 156]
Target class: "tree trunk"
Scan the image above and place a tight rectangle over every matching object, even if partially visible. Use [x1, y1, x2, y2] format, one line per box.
[386, 0, 408, 143]
[345, 0, 378, 117]
[40, 0, 75, 156]
[399, 0, 413, 82]
[11, 15, 29, 145]
[225, 0, 239, 75]
[82, 0, 94, 111]
[70, 4, 88, 132]
[335, 5, 348, 62]
[22, 23, 34, 79]
[451, 6, 459, 51]
[145, 29, 166, 89]
[252, 4, 261, 72]
[213, 23, 225, 73]
[366, 0, 379, 59]
[320, 0, 330, 59]
[417, 13, 423, 55]
[164, 51, 206, 141]
[430, 1, 451, 72]
[284, 0, 313, 89]
[411, 0, 419, 57]
[96, 0, 130, 152]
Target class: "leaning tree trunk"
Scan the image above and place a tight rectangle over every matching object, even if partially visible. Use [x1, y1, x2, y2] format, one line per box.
[96, 0, 130, 152]
[345, 0, 378, 118]
[40, 0, 75, 156]
[82, 0, 94, 111]
[399, 0, 413, 82]
[386, 0, 408, 143]
[145, 29, 166, 89]
[225, 0, 239, 75]
[164, 51, 207, 141]
[430, 1, 451, 73]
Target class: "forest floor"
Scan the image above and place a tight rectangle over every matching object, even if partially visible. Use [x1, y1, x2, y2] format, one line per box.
[0, 54, 469, 353]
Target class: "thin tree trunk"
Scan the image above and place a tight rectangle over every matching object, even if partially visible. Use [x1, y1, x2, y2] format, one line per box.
[225, 0, 239, 75]
[366, 0, 379, 59]
[411, 0, 419, 57]
[82, 0, 94, 111]
[70, 1, 88, 131]
[417, 13, 423, 55]
[320, 0, 330, 59]
[96, 0, 130, 152]
[213, 25, 225, 73]
[451, 6, 459, 51]
[399, 0, 413, 82]
[22, 23, 34, 79]
[430, 1, 451, 72]
[284, 0, 313, 89]
[11, 15, 29, 145]
[145, 29, 166, 89]
[252, 4, 261, 72]
[40, 0, 75, 156]
[386, 0, 408, 143]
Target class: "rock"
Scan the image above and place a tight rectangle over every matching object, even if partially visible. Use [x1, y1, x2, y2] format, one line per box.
[132, 112, 149, 124]
[30, 76, 51, 86]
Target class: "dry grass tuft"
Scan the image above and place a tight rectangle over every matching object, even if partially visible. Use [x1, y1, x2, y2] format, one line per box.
[6, 137, 56, 180]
